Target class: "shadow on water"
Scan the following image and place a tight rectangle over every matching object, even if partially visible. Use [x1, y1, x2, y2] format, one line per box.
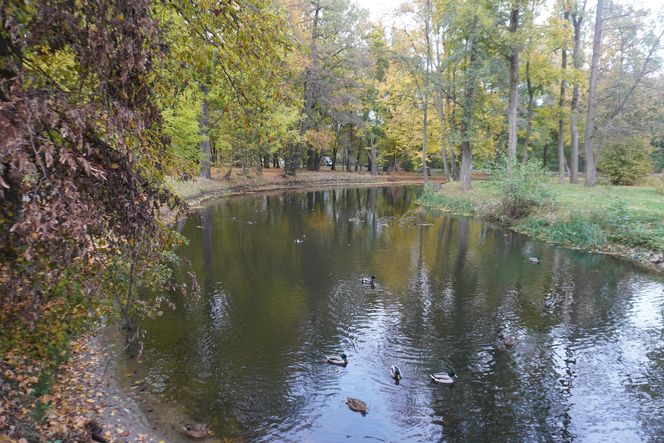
[122, 186, 664, 442]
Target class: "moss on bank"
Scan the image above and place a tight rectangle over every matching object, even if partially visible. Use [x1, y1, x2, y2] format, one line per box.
[421, 181, 664, 272]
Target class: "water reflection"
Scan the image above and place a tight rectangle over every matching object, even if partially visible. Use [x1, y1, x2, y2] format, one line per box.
[131, 186, 664, 442]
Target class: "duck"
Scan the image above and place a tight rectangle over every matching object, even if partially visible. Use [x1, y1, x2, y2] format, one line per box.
[528, 257, 542, 264]
[183, 423, 209, 439]
[391, 365, 402, 382]
[430, 371, 456, 384]
[327, 353, 348, 366]
[502, 335, 516, 347]
[346, 397, 368, 414]
[361, 275, 376, 289]
[85, 420, 107, 443]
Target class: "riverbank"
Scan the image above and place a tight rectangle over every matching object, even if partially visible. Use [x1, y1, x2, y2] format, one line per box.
[0, 330, 164, 443]
[167, 168, 442, 207]
[421, 181, 664, 273]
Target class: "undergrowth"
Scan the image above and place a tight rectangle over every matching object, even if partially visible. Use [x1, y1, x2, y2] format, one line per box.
[422, 179, 664, 257]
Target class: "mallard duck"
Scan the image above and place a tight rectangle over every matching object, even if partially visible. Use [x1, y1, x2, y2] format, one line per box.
[361, 276, 376, 289]
[502, 335, 516, 347]
[391, 365, 402, 382]
[327, 353, 348, 366]
[346, 397, 368, 414]
[183, 423, 209, 439]
[528, 257, 542, 263]
[85, 420, 107, 443]
[430, 371, 456, 384]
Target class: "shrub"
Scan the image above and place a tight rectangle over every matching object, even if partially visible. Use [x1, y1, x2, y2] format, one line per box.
[486, 158, 554, 219]
[597, 135, 654, 185]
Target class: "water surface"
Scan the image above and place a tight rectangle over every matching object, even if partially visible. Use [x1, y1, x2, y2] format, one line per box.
[127, 186, 664, 442]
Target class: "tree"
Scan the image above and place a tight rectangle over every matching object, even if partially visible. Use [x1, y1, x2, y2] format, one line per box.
[581, 0, 604, 186]
[597, 135, 654, 185]
[569, 0, 586, 183]
[506, 1, 520, 172]
[1, 0, 182, 337]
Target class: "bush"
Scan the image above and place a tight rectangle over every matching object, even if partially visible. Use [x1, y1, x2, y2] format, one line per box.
[597, 136, 654, 185]
[486, 158, 554, 219]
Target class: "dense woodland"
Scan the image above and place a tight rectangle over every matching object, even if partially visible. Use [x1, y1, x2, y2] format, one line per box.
[2, 0, 664, 354]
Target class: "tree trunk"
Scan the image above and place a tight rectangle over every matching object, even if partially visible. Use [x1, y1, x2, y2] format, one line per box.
[199, 84, 211, 179]
[436, 93, 450, 181]
[421, 0, 432, 183]
[371, 143, 377, 176]
[446, 96, 459, 180]
[460, 29, 479, 191]
[331, 145, 338, 170]
[570, 6, 583, 184]
[522, 60, 534, 163]
[352, 125, 359, 171]
[506, 4, 519, 173]
[583, 0, 604, 187]
[289, 2, 321, 177]
[557, 23, 568, 182]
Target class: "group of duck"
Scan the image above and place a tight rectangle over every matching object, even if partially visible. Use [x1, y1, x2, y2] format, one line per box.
[326, 352, 457, 415]
[335, 274, 520, 415]
[337, 275, 453, 417]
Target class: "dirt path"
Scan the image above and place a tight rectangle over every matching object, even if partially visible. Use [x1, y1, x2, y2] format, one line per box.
[169, 168, 441, 207]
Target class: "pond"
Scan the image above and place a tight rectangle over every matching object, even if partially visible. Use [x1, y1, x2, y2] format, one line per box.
[125, 186, 664, 442]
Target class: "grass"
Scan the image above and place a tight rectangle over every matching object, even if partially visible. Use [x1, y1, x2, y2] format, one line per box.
[549, 182, 664, 218]
[421, 178, 664, 266]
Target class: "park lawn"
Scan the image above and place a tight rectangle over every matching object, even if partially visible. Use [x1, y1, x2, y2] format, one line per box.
[548, 182, 664, 217]
[422, 179, 664, 269]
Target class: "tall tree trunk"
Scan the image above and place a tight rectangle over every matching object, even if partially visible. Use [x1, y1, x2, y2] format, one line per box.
[446, 95, 459, 180]
[436, 93, 450, 181]
[352, 125, 359, 171]
[583, 0, 603, 187]
[569, 5, 584, 184]
[460, 33, 479, 191]
[331, 145, 338, 170]
[522, 60, 534, 163]
[288, 2, 321, 177]
[506, 4, 519, 173]
[369, 133, 378, 176]
[422, 98, 428, 181]
[557, 22, 568, 182]
[421, 0, 432, 183]
[199, 84, 211, 179]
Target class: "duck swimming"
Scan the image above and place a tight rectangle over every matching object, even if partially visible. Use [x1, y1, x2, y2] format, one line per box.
[528, 257, 542, 263]
[346, 397, 368, 414]
[391, 365, 402, 382]
[327, 353, 348, 366]
[361, 276, 376, 289]
[502, 335, 516, 347]
[430, 371, 456, 384]
[183, 423, 209, 439]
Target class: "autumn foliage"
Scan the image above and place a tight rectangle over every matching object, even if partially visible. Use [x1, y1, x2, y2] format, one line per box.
[0, 0, 180, 334]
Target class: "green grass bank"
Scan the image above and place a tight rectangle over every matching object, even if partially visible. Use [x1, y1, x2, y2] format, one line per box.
[421, 180, 664, 273]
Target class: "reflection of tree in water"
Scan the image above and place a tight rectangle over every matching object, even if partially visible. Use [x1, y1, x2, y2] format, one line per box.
[134, 186, 664, 441]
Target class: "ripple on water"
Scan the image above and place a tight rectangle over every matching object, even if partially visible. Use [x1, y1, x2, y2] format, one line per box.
[128, 187, 664, 442]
